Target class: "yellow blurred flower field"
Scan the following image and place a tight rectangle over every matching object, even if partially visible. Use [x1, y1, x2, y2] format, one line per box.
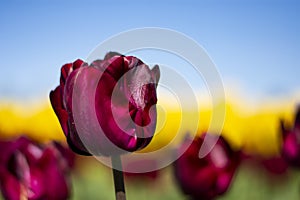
[0, 95, 297, 157]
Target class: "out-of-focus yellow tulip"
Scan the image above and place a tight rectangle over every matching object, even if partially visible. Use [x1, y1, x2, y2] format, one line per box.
[0, 100, 65, 143]
[142, 97, 296, 156]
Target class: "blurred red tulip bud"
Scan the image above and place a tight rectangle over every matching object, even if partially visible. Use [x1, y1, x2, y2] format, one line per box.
[174, 134, 240, 200]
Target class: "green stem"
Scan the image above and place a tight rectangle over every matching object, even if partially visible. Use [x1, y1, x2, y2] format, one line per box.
[111, 156, 126, 200]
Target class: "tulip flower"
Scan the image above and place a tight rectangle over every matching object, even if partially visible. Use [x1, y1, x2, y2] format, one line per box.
[50, 52, 160, 156]
[50, 52, 160, 200]
[0, 136, 74, 200]
[174, 134, 240, 200]
[281, 106, 300, 167]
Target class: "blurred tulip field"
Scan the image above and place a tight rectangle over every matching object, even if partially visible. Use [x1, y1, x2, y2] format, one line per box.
[0, 100, 300, 199]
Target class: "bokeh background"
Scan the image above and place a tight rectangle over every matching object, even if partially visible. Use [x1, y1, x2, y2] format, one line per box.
[1, 0, 300, 199]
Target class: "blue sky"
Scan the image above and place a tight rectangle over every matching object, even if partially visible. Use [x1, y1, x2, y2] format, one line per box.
[0, 0, 299, 102]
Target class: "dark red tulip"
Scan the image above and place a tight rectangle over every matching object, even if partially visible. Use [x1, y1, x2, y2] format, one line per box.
[174, 134, 240, 200]
[281, 106, 300, 167]
[50, 52, 160, 156]
[0, 136, 73, 200]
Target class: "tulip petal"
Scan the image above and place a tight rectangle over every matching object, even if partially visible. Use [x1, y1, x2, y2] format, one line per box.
[60, 63, 73, 86]
[0, 174, 21, 200]
[215, 172, 233, 195]
[50, 87, 69, 136]
[104, 51, 122, 60]
[283, 133, 299, 159]
[151, 65, 160, 86]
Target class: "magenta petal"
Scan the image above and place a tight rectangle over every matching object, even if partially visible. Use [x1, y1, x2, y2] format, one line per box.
[282, 133, 300, 167]
[72, 59, 85, 70]
[63, 68, 77, 112]
[283, 134, 298, 159]
[103, 56, 127, 81]
[50, 87, 69, 136]
[39, 144, 72, 199]
[95, 66, 141, 153]
[66, 122, 91, 156]
[73, 66, 118, 155]
[39, 148, 70, 200]
[52, 142, 75, 169]
[60, 63, 73, 86]
[215, 172, 233, 195]
[194, 167, 217, 192]
[281, 107, 300, 167]
[0, 174, 21, 200]
[126, 56, 144, 70]
[0, 137, 32, 165]
[0, 141, 15, 165]
[27, 168, 45, 199]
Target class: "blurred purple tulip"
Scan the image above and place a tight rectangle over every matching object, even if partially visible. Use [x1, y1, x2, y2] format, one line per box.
[50, 52, 160, 156]
[281, 106, 300, 167]
[174, 134, 240, 200]
[0, 136, 74, 200]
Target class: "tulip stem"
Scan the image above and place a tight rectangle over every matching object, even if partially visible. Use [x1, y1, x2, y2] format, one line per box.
[111, 156, 126, 200]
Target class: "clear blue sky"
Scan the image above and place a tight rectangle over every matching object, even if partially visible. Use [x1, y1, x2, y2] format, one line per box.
[0, 0, 299, 101]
